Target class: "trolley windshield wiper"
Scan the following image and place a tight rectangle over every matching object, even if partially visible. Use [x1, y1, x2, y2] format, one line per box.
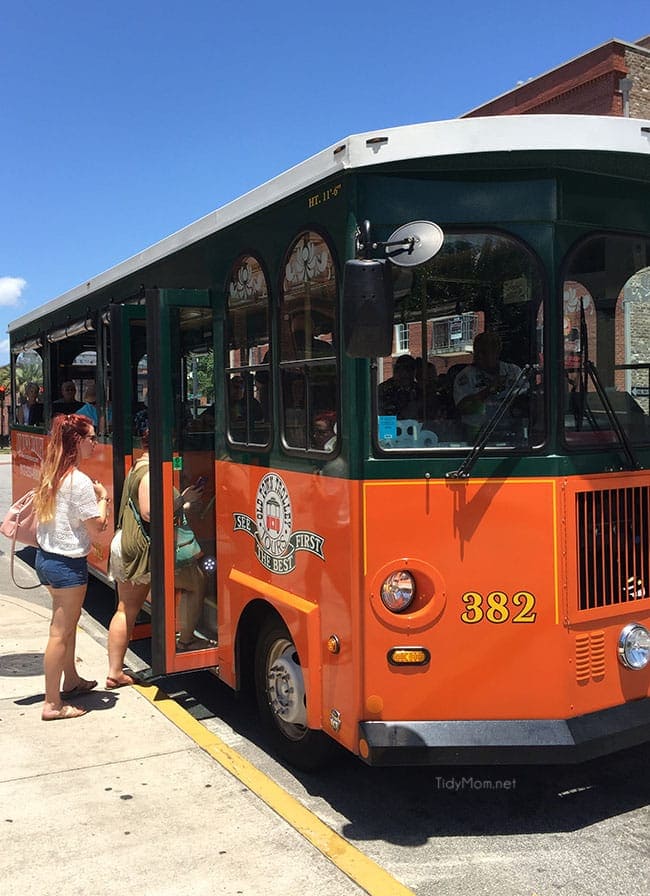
[571, 294, 639, 468]
[583, 360, 640, 470]
[446, 365, 533, 480]
[571, 296, 597, 433]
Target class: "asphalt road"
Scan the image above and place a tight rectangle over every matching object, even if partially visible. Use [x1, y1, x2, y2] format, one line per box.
[2, 456, 649, 896]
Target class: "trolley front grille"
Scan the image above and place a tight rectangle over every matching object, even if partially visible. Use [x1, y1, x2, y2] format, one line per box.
[576, 486, 649, 611]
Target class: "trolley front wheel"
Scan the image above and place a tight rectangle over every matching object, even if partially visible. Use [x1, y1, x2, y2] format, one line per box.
[254, 619, 335, 771]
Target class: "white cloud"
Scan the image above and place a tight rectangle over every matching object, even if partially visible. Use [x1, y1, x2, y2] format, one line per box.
[0, 276, 27, 306]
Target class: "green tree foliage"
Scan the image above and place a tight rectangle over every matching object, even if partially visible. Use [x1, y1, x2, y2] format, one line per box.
[14, 350, 43, 400]
[186, 350, 215, 403]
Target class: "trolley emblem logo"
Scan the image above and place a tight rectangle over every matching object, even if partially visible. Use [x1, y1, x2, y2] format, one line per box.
[233, 473, 325, 574]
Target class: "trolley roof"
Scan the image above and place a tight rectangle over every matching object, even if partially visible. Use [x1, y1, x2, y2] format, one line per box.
[9, 114, 650, 334]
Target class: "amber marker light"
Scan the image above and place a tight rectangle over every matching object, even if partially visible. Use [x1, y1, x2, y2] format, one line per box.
[387, 647, 430, 666]
[327, 635, 340, 654]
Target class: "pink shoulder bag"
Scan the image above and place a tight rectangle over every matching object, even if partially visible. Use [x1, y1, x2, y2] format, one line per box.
[1, 490, 41, 589]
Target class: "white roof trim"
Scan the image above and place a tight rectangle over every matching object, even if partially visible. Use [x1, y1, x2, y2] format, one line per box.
[9, 114, 650, 333]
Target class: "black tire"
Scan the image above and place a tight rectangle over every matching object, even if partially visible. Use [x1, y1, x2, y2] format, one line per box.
[254, 618, 335, 772]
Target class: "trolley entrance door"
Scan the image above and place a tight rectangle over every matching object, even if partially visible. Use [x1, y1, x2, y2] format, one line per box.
[145, 289, 218, 675]
[110, 302, 152, 639]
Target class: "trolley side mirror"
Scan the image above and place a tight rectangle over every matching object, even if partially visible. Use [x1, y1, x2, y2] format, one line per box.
[342, 259, 394, 358]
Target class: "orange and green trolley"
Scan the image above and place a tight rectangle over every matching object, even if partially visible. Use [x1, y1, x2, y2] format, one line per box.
[8, 114, 650, 768]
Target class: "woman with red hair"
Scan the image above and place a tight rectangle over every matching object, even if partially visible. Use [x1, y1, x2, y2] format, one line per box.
[34, 414, 110, 720]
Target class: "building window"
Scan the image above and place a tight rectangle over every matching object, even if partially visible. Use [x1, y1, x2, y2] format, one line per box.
[395, 323, 410, 353]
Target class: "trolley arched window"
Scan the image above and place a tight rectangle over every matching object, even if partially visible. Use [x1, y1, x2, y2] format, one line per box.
[562, 233, 650, 447]
[225, 254, 271, 447]
[13, 347, 44, 427]
[279, 230, 338, 453]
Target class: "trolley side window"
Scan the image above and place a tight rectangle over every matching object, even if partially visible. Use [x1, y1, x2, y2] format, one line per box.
[13, 347, 44, 427]
[225, 254, 271, 448]
[279, 230, 339, 454]
[562, 234, 650, 447]
[47, 317, 104, 433]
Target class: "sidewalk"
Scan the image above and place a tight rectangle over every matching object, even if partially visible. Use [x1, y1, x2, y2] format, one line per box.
[0, 593, 365, 896]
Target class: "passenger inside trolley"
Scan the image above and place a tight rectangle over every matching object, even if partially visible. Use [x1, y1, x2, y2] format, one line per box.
[378, 354, 420, 418]
[311, 411, 337, 452]
[52, 380, 83, 416]
[453, 331, 528, 441]
[17, 382, 44, 426]
[228, 374, 263, 432]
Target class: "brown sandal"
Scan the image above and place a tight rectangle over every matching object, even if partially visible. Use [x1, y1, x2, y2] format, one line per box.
[61, 678, 98, 699]
[42, 704, 86, 721]
[106, 673, 140, 689]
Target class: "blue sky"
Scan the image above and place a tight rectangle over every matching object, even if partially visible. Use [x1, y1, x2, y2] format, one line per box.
[1, 1, 648, 364]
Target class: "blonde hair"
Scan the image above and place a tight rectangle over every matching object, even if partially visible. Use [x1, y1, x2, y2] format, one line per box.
[34, 414, 94, 521]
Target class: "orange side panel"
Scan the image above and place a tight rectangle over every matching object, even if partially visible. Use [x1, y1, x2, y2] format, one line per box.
[215, 460, 361, 747]
[11, 430, 114, 577]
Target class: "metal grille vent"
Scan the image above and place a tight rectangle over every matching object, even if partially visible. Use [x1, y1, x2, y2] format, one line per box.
[575, 632, 605, 683]
[576, 486, 649, 611]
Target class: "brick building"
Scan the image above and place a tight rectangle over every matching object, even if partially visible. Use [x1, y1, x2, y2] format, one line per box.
[463, 35, 650, 119]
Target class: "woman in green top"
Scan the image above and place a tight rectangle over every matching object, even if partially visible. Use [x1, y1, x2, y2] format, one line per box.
[106, 428, 205, 688]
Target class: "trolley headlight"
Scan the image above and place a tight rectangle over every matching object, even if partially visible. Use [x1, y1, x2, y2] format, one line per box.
[617, 623, 650, 670]
[380, 570, 416, 613]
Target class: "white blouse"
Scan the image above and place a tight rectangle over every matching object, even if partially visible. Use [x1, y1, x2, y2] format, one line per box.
[36, 469, 100, 557]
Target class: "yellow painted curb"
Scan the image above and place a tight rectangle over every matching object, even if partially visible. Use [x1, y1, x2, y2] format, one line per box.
[135, 682, 415, 896]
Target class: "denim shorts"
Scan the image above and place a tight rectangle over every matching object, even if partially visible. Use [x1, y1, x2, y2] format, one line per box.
[35, 549, 88, 589]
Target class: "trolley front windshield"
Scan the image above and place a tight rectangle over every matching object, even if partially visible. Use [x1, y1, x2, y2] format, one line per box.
[374, 231, 543, 452]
